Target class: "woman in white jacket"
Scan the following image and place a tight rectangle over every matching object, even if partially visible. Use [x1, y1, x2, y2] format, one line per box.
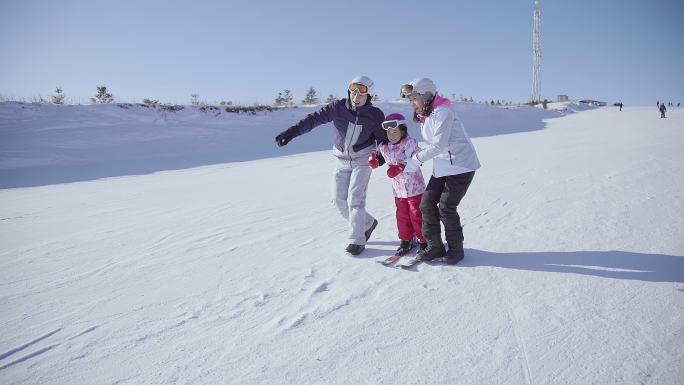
[402, 78, 480, 264]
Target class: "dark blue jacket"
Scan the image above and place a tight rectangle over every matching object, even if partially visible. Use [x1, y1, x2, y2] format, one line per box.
[292, 99, 386, 160]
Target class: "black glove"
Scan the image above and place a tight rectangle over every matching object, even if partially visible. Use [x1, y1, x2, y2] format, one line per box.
[275, 126, 298, 147]
[378, 130, 389, 145]
[376, 152, 386, 167]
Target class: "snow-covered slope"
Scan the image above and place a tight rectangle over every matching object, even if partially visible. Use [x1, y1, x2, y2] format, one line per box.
[0, 101, 567, 188]
[1, 103, 683, 384]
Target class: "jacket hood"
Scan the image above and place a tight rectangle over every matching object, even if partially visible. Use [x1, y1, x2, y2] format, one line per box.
[432, 94, 452, 109]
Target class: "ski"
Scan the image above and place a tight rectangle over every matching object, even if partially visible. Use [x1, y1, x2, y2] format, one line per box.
[378, 239, 419, 266]
[397, 257, 422, 269]
[377, 254, 403, 266]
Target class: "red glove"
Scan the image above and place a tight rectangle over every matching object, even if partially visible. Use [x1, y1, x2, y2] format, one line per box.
[387, 163, 405, 178]
[368, 151, 379, 169]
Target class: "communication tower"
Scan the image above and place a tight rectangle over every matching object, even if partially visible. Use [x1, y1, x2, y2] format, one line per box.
[532, 0, 542, 102]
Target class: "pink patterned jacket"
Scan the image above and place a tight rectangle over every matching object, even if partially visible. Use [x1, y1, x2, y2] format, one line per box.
[378, 137, 426, 198]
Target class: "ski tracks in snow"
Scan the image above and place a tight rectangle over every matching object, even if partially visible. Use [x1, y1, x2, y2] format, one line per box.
[504, 307, 534, 385]
[0, 325, 99, 371]
[492, 270, 536, 385]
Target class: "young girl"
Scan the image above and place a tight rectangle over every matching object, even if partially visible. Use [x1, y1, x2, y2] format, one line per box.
[368, 113, 427, 255]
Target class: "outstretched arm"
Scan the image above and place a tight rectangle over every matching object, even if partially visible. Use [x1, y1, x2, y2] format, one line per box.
[275, 101, 338, 146]
[294, 101, 337, 135]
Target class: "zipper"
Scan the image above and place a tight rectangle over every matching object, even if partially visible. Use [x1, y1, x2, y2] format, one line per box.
[347, 111, 360, 167]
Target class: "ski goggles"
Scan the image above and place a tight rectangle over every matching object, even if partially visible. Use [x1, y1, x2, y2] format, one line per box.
[400, 84, 414, 98]
[382, 119, 406, 130]
[349, 82, 369, 95]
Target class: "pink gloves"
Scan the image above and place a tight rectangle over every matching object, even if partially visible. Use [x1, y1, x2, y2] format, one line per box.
[368, 151, 379, 169]
[387, 163, 405, 178]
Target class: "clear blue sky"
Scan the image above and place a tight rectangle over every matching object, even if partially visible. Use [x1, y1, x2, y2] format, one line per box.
[1, 0, 682, 106]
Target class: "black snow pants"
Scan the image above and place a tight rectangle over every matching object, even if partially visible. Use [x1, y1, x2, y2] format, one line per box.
[420, 171, 475, 248]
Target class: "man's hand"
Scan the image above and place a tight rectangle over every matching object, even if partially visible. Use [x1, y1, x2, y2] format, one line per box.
[275, 126, 297, 147]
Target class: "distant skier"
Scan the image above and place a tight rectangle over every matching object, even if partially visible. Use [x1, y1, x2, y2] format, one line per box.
[400, 78, 480, 265]
[618, 102, 623, 111]
[369, 113, 428, 255]
[659, 103, 667, 118]
[275, 76, 386, 256]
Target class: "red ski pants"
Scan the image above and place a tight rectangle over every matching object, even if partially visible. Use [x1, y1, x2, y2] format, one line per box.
[395, 194, 426, 243]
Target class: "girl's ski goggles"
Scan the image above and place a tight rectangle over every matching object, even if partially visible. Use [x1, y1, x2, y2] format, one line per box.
[382, 119, 406, 130]
[349, 83, 369, 95]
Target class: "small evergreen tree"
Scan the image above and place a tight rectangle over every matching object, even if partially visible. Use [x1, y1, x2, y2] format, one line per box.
[91, 85, 113, 104]
[284, 90, 294, 106]
[325, 94, 337, 104]
[52, 87, 65, 104]
[274, 89, 294, 107]
[542, 99, 549, 109]
[143, 98, 159, 106]
[302, 87, 319, 105]
[191, 94, 200, 107]
[372, 94, 379, 102]
[31, 95, 48, 104]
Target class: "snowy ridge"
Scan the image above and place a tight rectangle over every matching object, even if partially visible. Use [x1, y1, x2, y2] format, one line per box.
[1, 104, 683, 384]
[1, 101, 580, 188]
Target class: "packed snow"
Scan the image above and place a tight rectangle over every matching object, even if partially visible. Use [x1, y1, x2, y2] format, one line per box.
[1, 101, 683, 384]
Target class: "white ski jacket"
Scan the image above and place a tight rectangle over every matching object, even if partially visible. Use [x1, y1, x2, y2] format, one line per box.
[412, 96, 480, 177]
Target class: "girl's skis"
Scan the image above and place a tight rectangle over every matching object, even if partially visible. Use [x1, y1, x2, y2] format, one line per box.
[396, 257, 422, 269]
[377, 254, 403, 266]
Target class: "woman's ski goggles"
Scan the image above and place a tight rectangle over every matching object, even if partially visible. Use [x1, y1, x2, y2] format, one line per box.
[349, 82, 369, 95]
[382, 119, 406, 130]
[400, 84, 414, 98]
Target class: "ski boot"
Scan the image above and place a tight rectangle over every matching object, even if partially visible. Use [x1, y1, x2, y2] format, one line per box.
[445, 232, 465, 265]
[346, 244, 365, 256]
[444, 246, 464, 265]
[415, 242, 446, 261]
[395, 238, 417, 256]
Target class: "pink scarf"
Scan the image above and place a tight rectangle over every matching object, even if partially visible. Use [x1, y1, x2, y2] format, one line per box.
[417, 94, 452, 122]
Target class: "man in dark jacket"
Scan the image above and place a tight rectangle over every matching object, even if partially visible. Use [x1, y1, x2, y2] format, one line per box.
[275, 76, 386, 255]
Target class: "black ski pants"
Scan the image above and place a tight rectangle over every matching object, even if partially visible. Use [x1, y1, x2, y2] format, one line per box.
[420, 171, 475, 247]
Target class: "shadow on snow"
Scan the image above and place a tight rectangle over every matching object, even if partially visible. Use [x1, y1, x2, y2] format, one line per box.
[461, 249, 684, 283]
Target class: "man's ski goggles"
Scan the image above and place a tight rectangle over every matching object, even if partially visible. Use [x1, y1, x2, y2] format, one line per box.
[349, 83, 369, 95]
[400, 84, 414, 98]
[382, 119, 406, 130]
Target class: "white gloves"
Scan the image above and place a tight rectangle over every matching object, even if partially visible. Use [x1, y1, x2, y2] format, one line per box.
[404, 155, 422, 173]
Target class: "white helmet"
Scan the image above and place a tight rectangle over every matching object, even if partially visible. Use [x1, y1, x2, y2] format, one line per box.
[404, 77, 437, 99]
[349, 75, 375, 97]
